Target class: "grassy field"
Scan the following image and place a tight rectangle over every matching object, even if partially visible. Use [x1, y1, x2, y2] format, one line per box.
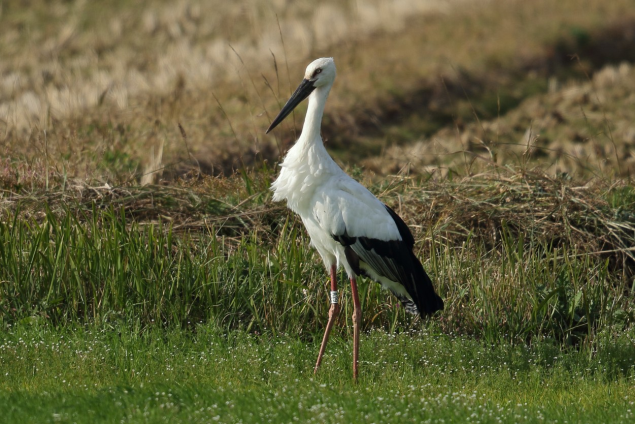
[2, 325, 634, 423]
[2, 0, 635, 422]
[2, 0, 635, 178]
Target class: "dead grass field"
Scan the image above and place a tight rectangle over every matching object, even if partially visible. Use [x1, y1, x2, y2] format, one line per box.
[367, 62, 635, 177]
[2, 0, 635, 184]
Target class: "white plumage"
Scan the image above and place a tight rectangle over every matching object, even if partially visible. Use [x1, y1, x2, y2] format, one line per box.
[272, 145, 401, 274]
[266, 57, 442, 379]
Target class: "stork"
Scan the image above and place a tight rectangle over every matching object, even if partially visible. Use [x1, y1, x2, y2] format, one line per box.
[266, 57, 443, 381]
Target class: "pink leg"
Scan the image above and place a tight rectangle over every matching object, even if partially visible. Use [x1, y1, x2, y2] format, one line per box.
[314, 265, 340, 374]
[350, 276, 361, 382]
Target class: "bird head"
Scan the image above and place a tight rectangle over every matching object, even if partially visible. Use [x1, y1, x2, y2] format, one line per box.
[304, 57, 336, 88]
[266, 57, 336, 134]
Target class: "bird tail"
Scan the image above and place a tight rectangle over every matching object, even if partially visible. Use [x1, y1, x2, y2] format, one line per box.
[408, 251, 444, 316]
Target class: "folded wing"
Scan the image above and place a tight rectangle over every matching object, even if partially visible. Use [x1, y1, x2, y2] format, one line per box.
[313, 178, 443, 316]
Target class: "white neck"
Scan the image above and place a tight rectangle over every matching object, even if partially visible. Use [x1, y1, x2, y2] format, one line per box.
[271, 81, 341, 208]
[298, 84, 331, 146]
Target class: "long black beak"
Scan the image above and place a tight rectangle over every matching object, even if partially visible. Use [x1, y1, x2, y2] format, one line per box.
[266, 78, 316, 134]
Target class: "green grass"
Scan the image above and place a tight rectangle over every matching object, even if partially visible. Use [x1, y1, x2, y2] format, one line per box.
[2, 167, 634, 422]
[1, 324, 634, 423]
[1, 175, 633, 345]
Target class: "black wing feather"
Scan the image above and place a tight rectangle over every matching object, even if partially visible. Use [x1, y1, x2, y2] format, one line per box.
[384, 205, 415, 248]
[332, 205, 443, 316]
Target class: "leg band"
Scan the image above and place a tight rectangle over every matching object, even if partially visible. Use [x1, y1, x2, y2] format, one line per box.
[330, 290, 339, 304]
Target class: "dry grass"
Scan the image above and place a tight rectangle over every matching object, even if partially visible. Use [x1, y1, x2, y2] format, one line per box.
[2, 0, 635, 180]
[0, 0, 456, 130]
[394, 172, 635, 266]
[366, 62, 635, 177]
[3, 165, 634, 275]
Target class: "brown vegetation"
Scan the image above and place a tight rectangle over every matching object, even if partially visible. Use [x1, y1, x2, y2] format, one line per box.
[2, 0, 635, 181]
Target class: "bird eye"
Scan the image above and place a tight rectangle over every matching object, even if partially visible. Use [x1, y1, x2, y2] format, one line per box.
[313, 68, 322, 78]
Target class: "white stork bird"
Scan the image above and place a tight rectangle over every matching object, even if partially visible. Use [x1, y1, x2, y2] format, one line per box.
[266, 57, 443, 380]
